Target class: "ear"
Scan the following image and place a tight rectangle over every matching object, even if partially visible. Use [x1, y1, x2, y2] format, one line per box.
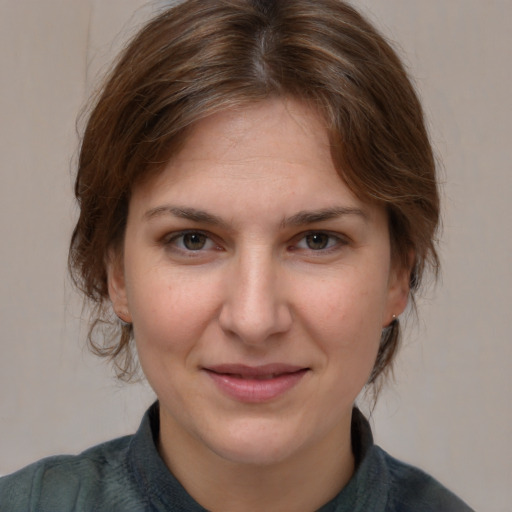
[106, 249, 132, 324]
[383, 253, 414, 327]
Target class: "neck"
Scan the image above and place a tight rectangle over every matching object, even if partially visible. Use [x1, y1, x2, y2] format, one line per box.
[158, 411, 355, 512]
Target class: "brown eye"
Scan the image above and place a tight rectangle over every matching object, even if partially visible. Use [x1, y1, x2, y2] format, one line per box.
[182, 233, 208, 250]
[305, 233, 330, 250]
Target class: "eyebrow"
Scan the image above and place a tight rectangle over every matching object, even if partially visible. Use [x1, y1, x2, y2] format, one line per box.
[144, 205, 367, 228]
[144, 206, 229, 229]
[281, 206, 368, 227]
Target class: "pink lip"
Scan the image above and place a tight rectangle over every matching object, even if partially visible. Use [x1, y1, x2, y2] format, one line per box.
[203, 364, 309, 403]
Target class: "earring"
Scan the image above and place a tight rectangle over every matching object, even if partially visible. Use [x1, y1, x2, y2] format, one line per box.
[383, 314, 397, 330]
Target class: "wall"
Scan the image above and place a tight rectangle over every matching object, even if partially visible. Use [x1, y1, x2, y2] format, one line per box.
[1, 1, 510, 510]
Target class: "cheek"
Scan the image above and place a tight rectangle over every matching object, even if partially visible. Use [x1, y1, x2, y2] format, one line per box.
[297, 270, 388, 338]
[127, 271, 219, 403]
[126, 269, 221, 356]
[294, 268, 387, 376]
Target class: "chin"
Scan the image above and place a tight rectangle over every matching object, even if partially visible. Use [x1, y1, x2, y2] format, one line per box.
[203, 419, 309, 466]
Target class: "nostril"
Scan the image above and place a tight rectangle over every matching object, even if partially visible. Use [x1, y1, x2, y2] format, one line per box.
[218, 298, 292, 345]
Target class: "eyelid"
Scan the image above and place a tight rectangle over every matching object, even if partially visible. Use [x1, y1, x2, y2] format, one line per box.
[159, 228, 349, 256]
[162, 229, 220, 253]
[292, 230, 350, 252]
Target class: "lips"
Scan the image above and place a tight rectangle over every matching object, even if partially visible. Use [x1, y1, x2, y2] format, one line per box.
[203, 364, 309, 403]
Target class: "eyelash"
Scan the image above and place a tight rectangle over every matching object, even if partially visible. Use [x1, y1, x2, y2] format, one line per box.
[292, 231, 346, 252]
[162, 230, 347, 256]
[163, 230, 219, 254]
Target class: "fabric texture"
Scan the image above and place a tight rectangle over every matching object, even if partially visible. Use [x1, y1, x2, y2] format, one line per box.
[0, 403, 474, 511]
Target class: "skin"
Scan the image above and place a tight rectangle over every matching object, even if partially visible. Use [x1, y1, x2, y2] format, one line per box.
[108, 97, 410, 511]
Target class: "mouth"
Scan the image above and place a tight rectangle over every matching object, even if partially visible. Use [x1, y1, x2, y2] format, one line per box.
[203, 364, 309, 403]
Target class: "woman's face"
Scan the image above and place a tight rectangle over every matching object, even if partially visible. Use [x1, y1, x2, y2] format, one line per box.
[109, 98, 409, 467]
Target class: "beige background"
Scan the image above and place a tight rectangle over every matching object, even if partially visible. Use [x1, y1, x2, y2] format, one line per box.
[1, 1, 511, 510]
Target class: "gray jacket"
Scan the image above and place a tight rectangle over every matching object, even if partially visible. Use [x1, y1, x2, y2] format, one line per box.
[0, 403, 474, 511]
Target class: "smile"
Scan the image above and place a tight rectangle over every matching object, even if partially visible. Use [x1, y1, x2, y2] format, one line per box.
[203, 364, 309, 403]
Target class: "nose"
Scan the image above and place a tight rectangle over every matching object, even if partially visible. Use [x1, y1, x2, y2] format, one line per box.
[218, 249, 292, 346]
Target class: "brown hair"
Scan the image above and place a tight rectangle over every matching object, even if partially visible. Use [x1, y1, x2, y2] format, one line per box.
[69, 0, 440, 385]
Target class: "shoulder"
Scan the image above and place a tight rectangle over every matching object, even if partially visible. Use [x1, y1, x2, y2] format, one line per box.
[374, 447, 475, 512]
[0, 435, 144, 512]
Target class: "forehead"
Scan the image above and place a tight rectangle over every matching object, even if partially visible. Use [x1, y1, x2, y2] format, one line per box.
[128, 97, 383, 228]
[170, 97, 332, 172]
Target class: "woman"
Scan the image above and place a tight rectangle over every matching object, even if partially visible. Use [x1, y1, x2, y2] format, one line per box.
[0, 0, 474, 510]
